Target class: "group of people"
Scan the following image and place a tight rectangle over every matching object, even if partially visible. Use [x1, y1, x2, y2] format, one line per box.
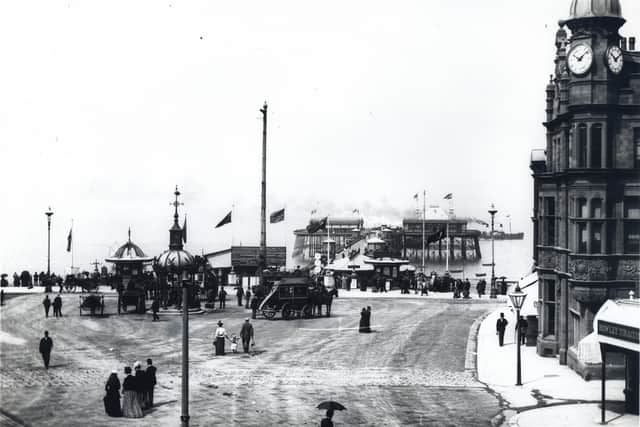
[358, 306, 373, 333]
[104, 359, 158, 418]
[213, 318, 255, 356]
[42, 294, 63, 317]
[496, 312, 529, 347]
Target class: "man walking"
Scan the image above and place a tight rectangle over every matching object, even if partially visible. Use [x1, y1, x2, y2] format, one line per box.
[496, 312, 508, 347]
[218, 286, 226, 309]
[250, 295, 259, 319]
[244, 288, 252, 309]
[43, 295, 51, 318]
[236, 286, 244, 307]
[239, 318, 254, 354]
[145, 358, 157, 407]
[53, 294, 63, 317]
[151, 298, 160, 321]
[39, 330, 53, 369]
[516, 315, 528, 346]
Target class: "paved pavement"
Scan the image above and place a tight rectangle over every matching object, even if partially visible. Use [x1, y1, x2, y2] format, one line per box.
[477, 308, 639, 427]
[1, 292, 502, 426]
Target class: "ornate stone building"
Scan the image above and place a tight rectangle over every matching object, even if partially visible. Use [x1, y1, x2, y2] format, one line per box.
[531, 0, 639, 374]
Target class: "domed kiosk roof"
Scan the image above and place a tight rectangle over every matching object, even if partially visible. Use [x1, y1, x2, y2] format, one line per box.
[567, 0, 623, 22]
[106, 230, 154, 264]
[155, 186, 195, 273]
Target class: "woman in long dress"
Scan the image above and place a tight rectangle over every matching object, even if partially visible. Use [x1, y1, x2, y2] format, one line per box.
[358, 308, 367, 333]
[214, 321, 228, 355]
[121, 366, 143, 418]
[104, 370, 122, 417]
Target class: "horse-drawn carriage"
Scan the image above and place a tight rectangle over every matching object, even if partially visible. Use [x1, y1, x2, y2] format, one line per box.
[79, 293, 105, 316]
[258, 277, 335, 320]
[63, 274, 101, 293]
[118, 275, 153, 314]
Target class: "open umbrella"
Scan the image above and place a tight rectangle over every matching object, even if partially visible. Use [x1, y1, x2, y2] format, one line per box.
[317, 401, 346, 411]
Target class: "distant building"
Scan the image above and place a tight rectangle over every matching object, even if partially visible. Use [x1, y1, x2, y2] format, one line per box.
[205, 246, 287, 287]
[531, 0, 640, 375]
[292, 217, 364, 264]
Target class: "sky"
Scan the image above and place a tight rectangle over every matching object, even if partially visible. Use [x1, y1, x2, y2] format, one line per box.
[1, 0, 639, 275]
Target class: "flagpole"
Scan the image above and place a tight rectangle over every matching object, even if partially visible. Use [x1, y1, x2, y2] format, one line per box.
[231, 204, 235, 247]
[421, 190, 426, 275]
[327, 215, 330, 265]
[71, 219, 74, 270]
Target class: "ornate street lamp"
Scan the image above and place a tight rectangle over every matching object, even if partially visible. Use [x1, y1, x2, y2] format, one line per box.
[509, 284, 527, 386]
[45, 207, 54, 276]
[488, 204, 498, 298]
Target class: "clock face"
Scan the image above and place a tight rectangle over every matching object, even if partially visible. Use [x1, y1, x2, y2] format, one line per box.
[567, 44, 594, 76]
[605, 45, 624, 74]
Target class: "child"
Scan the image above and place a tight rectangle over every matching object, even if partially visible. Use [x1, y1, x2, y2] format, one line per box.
[230, 335, 238, 353]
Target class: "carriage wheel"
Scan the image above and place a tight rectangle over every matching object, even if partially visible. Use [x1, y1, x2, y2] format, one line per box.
[302, 304, 312, 319]
[282, 304, 293, 320]
[262, 306, 277, 320]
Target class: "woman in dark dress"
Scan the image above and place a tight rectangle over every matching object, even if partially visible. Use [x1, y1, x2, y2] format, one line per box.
[358, 308, 367, 333]
[365, 306, 372, 332]
[104, 370, 122, 417]
[122, 366, 143, 418]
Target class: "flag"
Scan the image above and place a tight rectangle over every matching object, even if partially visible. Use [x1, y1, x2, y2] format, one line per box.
[426, 227, 446, 244]
[413, 193, 418, 200]
[215, 211, 232, 228]
[66, 228, 72, 252]
[182, 215, 188, 243]
[352, 209, 359, 215]
[443, 193, 453, 200]
[306, 217, 328, 234]
[270, 208, 285, 224]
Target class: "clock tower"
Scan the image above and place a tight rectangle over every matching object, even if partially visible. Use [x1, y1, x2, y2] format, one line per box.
[531, 0, 640, 379]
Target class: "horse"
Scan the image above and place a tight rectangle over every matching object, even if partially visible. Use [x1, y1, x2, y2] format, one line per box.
[308, 286, 335, 317]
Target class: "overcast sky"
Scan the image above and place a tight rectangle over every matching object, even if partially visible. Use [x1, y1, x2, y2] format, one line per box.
[2, 0, 639, 275]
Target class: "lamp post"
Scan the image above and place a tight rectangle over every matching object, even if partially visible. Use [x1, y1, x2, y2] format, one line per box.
[181, 274, 190, 427]
[45, 207, 54, 276]
[509, 284, 527, 386]
[488, 204, 498, 298]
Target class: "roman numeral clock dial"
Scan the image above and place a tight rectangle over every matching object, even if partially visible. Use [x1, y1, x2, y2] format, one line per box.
[567, 44, 593, 76]
[606, 45, 624, 75]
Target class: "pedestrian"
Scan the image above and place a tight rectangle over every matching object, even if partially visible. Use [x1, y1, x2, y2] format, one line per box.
[365, 306, 372, 332]
[42, 295, 51, 318]
[1, 275, 8, 288]
[358, 308, 367, 333]
[321, 409, 335, 427]
[516, 315, 528, 346]
[244, 288, 252, 309]
[133, 361, 148, 409]
[496, 312, 508, 347]
[104, 370, 123, 417]
[53, 294, 62, 317]
[250, 295, 259, 319]
[122, 366, 143, 418]
[145, 359, 157, 407]
[151, 298, 160, 321]
[463, 279, 471, 299]
[214, 321, 228, 356]
[1, 289, 5, 306]
[13, 272, 19, 287]
[236, 286, 244, 306]
[240, 318, 254, 353]
[39, 330, 53, 369]
[218, 287, 227, 309]
[34, 272, 39, 286]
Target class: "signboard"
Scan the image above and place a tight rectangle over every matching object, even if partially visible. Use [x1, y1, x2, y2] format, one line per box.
[598, 320, 640, 344]
[231, 246, 287, 268]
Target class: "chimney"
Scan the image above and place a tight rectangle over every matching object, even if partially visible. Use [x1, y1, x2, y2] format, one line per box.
[630, 37, 636, 51]
[621, 37, 628, 51]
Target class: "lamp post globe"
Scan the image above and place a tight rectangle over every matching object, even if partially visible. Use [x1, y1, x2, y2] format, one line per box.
[45, 207, 54, 276]
[509, 284, 527, 386]
[488, 204, 498, 298]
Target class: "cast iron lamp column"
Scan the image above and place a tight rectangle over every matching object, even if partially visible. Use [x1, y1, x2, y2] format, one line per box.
[45, 207, 54, 276]
[509, 284, 527, 386]
[181, 270, 191, 427]
[488, 204, 498, 298]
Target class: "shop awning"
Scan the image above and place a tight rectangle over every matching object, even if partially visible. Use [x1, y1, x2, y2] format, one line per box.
[594, 299, 640, 353]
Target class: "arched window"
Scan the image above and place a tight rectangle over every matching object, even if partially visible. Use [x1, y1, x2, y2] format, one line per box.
[577, 124, 587, 167]
[591, 124, 602, 168]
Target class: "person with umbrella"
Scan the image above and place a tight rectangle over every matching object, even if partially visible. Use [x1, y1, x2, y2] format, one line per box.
[317, 401, 345, 426]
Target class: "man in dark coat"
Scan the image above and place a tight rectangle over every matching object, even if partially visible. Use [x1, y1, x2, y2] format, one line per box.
[39, 330, 53, 369]
[496, 312, 508, 347]
[218, 287, 227, 309]
[236, 286, 244, 306]
[42, 295, 51, 318]
[151, 298, 160, 321]
[250, 295, 259, 319]
[516, 315, 528, 346]
[145, 359, 157, 407]
[53, 294, 63, 317]
[244, 288, 252, 309]
[239, 318, 254, 353]
[34, 272, 39, 286]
